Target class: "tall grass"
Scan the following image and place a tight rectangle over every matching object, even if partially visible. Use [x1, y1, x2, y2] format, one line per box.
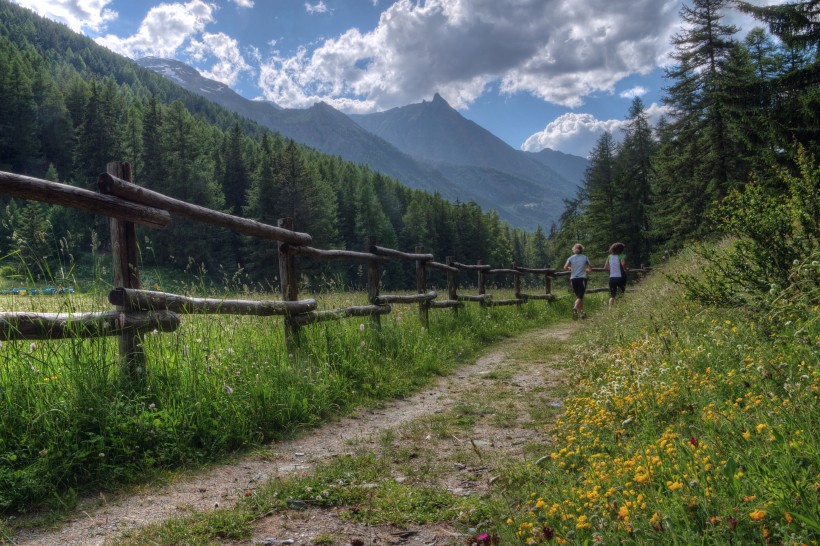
[497, 248, 819, 545]
[0, 277, 573, 514]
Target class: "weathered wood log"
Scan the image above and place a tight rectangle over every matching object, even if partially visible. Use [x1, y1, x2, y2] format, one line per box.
[428, 261, 459, 273]
[98, 173, 311, 245]
[278, 218, 302, 349]
[429, 300, 465, 309]
[452, 261, 492, 271]
[374, 291, 437, 305]
[107, 161, 145, 385]
[370, 245, 434, 261]
[518, 293, 557, 301]
[283, 245, 388, 262]
[446, 256, 459, 315]
[292, 305, 391, 326]
[554, 271, 571, 277]
[1, 170, 171, 229]
[0, 311, 179, 341]
[366, 236, 382, 330]
[586, 287, 610, 294]
[488, 268, 521, 275]
[416, 245, 429, 328]
[516, 266, 556, 274]
[109, 288, 317, 316]
[457, 294, 493, 302]
[513, 263, 522, 297]
[484, 299, 525, 307]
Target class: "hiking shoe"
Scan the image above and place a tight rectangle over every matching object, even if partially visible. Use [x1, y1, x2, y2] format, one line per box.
[572, 309, 579, 321]
[580, 312, 587, 320]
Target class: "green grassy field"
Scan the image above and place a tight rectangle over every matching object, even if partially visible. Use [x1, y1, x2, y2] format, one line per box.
[0, 279, 579, 519]
[93, 249, 818, 546]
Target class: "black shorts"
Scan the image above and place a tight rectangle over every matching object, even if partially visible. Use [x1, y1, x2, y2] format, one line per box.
[609, 276, 626, 297]
[571, 278, 588, 299]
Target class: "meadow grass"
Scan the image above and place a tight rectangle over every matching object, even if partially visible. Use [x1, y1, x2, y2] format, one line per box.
[496, 249, 819, 545]
[105, 249, 820, 546]
[0, 278, 574, 517]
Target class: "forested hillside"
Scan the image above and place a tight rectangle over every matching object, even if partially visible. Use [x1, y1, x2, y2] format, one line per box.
[548, 0, 818, 268]
[0, 0, 550, 289]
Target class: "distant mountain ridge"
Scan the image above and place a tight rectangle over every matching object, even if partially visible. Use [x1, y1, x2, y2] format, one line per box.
[137, 57, 587, 229]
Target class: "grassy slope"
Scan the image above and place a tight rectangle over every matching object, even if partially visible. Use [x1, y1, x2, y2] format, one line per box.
[104, 249, 818, 545]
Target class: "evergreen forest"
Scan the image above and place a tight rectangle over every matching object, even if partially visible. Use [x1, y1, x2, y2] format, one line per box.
[0, 0, 547, 291]
[546, 0, 818, 269]
[1, 0, 818, 288]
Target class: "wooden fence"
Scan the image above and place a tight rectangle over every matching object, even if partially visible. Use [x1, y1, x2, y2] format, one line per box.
[0, 163, 650, 384]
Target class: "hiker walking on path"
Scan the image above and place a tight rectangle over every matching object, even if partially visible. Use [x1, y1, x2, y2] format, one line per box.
[604, 242, 628, 309]
[564, 243, 591, 320]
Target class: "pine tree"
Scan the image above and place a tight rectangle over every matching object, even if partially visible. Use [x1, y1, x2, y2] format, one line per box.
[140, 94, 165, 190]
[12, 201, 52, 279]
[581, 132, 618, 247]
[659, 0, 741, 241]
[736, 0, 819, 153]
[221, 122, 250, 215]
[613, 98, 655, 265]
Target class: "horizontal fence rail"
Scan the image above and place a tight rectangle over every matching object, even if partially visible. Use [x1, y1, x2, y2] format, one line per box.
[0, 310, 179, 341]
[109, 288, 317, 316]
[1, 171, 171, 229]
[1, 163, 651, 384]
[98, 173, 311, 245]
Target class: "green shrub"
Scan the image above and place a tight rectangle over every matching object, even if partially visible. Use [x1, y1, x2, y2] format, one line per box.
[678, 145, 819, 312]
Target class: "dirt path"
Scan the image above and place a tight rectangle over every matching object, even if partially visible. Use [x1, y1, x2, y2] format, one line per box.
[11, 324, 576, 546]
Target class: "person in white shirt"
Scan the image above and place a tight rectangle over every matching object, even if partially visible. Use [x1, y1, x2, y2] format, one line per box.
[563, 243, 592, 319]
[604, 242, 628, 309]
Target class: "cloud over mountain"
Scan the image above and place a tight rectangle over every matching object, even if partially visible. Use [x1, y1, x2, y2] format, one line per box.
[257, 0, 681, 112]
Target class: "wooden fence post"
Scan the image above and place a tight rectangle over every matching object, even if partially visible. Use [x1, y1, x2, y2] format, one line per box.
[477, 259, 486, 306]
[513, 262, 521, 298]
[416, 246, 429, 328]
[107, 161, 146, 387]
[545, 268, 553, 302]
[367, 236, 381, 330]
[278, 217, 301, 349]
[446, 256, 458, 315]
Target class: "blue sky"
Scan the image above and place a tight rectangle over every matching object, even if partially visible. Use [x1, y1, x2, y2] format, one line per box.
[12, 0, 779, 158]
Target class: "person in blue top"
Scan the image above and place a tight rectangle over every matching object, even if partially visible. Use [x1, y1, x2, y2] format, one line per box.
[604, 242, 628, 309]
[564, 243, 591, 320]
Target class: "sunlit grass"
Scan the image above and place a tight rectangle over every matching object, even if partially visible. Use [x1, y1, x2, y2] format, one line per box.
[497, 249, 819, 545]
[0, 270, 574, 516]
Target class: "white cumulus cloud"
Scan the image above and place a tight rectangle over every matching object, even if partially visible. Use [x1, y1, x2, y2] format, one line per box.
[187, 32, 253, 86]
[258, 0, 682, 112]
[305, 1, 329, 14]
[522, 113, 624, 157]
[11, 0, 117, 32]
[232, 0, 254, 7]
[620, 86, 648, 99]
[522, 101, 671, 157]
[95, 0, 215, 59]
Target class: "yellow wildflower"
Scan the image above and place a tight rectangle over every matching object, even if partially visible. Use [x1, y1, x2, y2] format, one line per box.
[667, 481, 684, 491]
[750, 509, 767, 521]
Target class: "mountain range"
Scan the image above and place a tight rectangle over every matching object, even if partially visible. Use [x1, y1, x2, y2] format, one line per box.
[137, 57, 587, 230]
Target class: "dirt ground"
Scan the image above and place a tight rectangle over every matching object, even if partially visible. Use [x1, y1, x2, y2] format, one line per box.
[10, 324, 575, 546]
